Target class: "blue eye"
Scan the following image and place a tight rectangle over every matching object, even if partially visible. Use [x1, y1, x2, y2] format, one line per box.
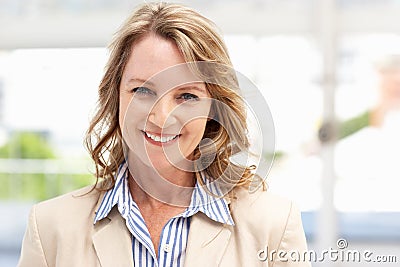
[178, 93, 199, 101]
[132, 86, 155, 96]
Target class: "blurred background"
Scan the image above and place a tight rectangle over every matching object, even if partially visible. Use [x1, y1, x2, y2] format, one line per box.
[1, 0, 400, 266]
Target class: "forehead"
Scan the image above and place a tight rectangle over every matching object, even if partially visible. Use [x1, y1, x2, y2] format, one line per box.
[121, 35, 207, 93]
[122, 35, 184, 81]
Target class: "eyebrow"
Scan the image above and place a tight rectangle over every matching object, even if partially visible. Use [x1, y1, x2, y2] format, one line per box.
[127, 78, 207, 94]
[176, 85, 207, 94]
[126, 78, 155, 87]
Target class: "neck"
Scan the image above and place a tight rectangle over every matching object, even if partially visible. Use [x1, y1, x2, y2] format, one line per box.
[126, 152, 195, 207]
[128, 177, 193, 209]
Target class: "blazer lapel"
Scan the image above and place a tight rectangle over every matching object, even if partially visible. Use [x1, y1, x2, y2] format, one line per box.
[92, 207, 133, 267]
[184, 212, 232, 267]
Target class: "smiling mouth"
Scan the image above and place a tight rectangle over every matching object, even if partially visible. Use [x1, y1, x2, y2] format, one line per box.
[142, 131, 180, 144]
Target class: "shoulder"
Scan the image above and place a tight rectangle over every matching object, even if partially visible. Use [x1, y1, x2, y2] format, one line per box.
[228, 186, 309, 259]
[229, 187, 304, 246]
[34, 185, 102, 213]
[19, 186, 106, 266]
[226, 188, 310, 265]
[230, 186, 295, 225]
[32, 185, 104, 230]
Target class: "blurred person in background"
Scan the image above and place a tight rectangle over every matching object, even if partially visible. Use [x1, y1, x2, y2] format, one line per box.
[339, 54, 400, 139]
[334, 54, 400, 212]
[18, 2, 309, 266]
[311, 54, 400, 151]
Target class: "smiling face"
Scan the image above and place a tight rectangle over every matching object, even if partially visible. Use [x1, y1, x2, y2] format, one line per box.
[119, 34, 211, 172]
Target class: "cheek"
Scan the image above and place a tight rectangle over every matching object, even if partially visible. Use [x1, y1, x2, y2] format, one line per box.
[178, 119, 208, 158]
[119, 93, 133, 129]
[186, 118, 208, 138]
[118, 98, 126, 128]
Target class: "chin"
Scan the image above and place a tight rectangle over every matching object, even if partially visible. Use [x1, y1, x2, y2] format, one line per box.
[144, 153, 175, 169]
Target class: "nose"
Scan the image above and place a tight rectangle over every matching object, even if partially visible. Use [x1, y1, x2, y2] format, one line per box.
[147, 95, 178, 129]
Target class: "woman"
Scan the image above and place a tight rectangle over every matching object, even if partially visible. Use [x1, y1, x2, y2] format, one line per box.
[18, 2, 310, 266]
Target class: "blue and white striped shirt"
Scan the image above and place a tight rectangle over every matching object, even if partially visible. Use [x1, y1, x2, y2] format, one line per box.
[94, 162, 234, 267]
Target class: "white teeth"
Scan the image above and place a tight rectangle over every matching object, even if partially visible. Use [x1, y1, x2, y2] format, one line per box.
[145, 132, 178, 143]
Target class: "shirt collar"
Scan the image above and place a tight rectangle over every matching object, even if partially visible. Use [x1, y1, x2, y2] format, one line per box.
[94, 162, 234, 225]
[182, 172, 234, 225]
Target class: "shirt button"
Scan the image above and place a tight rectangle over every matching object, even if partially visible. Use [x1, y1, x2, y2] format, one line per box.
[163, 244, 171, 253]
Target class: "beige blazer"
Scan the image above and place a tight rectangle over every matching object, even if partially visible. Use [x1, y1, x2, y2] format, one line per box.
[18, 185, 310, 267]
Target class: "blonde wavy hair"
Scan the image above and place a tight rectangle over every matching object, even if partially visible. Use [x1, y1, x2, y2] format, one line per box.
[85, 2, 261, 193]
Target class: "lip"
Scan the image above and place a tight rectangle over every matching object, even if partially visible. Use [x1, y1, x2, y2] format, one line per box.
[141, 130, 180, 147]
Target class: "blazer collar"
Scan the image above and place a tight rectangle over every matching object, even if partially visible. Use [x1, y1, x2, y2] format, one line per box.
[93, 188, 106, 216]
[92, 201, 233, 267]
[184, 212, 232, 266]
[92, 207, 133, 267]
[90, 178, 236, 267]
